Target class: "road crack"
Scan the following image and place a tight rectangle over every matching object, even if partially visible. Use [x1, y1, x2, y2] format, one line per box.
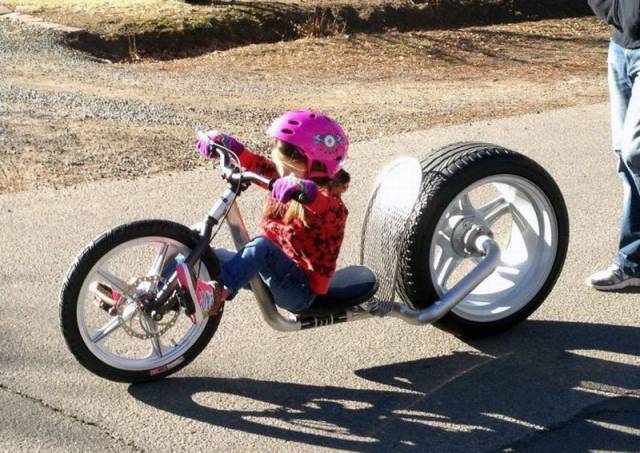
[366, 352, 507, 438]
[485, 390, 640, 453]
[0, 382, 145, 452]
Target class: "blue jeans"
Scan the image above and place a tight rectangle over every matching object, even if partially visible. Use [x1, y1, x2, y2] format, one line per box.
[609, 40, 640, 276]
[215, 236, 316, 313]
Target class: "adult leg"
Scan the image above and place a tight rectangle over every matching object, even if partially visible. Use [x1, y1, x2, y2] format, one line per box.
[615, 46, 640, 276]
[609, 41, 631, 153]
[588, 41, 640, 289]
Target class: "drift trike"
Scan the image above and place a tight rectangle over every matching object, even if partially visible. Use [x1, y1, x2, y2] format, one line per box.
[60, 136, 568, 382]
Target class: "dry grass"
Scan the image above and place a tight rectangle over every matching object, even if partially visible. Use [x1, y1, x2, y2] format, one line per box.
[191, 17, 609, 82]
[4, 0, 209, 33]
[3, 0, 590, 39]
[295, 6, 348, 37]
[2, 0, 401, 35]
[3, 0, 295, 35]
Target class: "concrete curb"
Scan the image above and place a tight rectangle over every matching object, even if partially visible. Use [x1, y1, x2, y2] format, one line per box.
[0, 5, 114, 63]
[0, 7, 83, 34]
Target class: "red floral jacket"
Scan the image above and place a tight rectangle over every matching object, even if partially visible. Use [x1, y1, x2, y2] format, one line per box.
[239, 150, 348, 294]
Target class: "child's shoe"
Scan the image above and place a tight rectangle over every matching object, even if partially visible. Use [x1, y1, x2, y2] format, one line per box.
[195, 280, 230, 316]
[176, 262, 229, 317]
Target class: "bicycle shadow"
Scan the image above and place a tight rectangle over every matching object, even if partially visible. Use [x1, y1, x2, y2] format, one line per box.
[128, 320, 640, 451]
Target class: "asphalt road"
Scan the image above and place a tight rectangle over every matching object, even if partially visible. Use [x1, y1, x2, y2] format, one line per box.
[1, 103, 639, 452]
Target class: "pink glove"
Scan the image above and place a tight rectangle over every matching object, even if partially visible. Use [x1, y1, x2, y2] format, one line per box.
[196, 131, 246, 159]
[271, 176, 318, 204]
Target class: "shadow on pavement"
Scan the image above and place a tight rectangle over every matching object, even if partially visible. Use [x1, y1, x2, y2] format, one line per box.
[128, 320, 640, 451]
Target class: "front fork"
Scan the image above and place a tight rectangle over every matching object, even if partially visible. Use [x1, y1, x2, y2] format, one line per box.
[142, 188, 239, 316]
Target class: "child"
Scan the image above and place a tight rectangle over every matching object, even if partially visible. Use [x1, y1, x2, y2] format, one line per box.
[178, 111, 350, 316]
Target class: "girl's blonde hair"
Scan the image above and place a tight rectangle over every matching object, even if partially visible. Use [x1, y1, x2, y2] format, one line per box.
[265, 139, 350, 227]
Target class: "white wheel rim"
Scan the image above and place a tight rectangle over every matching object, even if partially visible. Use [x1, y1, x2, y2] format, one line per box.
[429, 175, 559, 322]
[76, 237, 210, 372]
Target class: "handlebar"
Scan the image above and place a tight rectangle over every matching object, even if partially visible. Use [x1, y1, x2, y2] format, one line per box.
[197, 131, 273, 189]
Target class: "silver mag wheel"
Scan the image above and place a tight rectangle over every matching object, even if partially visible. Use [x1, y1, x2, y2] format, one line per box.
[397, 142, 569, 337]
[60, 220, 222, 382]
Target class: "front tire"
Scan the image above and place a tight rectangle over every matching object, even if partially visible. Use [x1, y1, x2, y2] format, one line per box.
[397, 142, 569, 338]
[60, 219, 222, 382]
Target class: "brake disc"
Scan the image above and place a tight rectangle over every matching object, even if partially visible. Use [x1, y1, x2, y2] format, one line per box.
[117, 276, 179, 340]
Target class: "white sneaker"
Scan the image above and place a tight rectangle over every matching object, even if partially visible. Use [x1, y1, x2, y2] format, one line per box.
[586, 264, 640, 291]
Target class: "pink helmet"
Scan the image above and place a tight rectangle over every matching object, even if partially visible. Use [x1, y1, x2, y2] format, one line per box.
[266, 110, 349, 179]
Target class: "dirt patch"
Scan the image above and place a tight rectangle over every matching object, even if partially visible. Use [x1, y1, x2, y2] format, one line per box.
[3, 0, 593, 61]
[0, 16, 611, 194]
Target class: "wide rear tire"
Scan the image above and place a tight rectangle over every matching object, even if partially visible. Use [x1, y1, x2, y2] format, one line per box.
[397, 142, 569, 338]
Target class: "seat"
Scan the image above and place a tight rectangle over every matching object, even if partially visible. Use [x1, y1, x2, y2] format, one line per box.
[295, 265, 378, 317]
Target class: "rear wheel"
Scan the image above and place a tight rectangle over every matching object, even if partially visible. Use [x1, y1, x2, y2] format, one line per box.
[397, 142, 569, 337]
[60, 219, 221, 382]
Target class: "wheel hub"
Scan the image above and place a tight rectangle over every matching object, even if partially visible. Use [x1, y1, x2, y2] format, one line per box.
[450, 216, 493, 257]
[116, 276, 179, 340]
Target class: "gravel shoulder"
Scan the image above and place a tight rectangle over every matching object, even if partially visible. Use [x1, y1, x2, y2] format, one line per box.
[0, 16, 610, 193]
